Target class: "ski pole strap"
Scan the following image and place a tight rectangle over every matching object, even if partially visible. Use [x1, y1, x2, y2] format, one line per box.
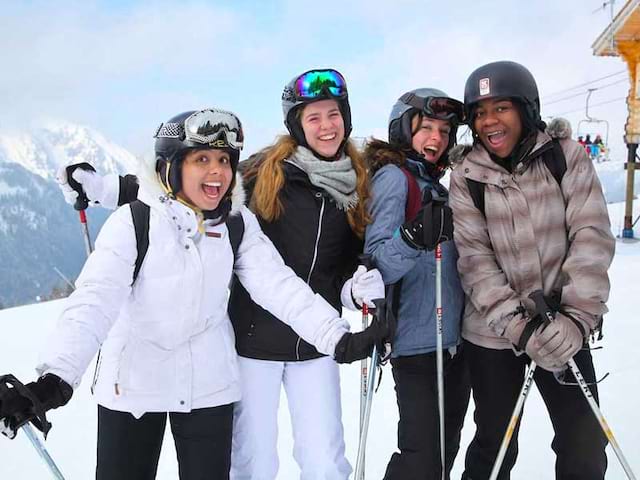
[516, 313, 542, 353]
[0, 374, 52, 439]
[516, 290, 563, 352]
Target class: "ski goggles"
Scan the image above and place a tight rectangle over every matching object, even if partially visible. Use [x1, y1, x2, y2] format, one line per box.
[154, 109, 244, 151]
[292, 69, 348, 100]
[400, 93, 465, 123]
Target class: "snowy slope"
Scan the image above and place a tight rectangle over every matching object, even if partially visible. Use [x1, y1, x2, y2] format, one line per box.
[0, 166, 639, 478]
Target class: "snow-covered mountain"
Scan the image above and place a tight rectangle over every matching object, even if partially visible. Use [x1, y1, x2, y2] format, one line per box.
[0, 123, 136, 308]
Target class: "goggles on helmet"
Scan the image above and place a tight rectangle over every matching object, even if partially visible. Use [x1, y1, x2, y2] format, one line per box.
[283, 69, 348, 102]
[399, 93, 464, 124]
[153, 109, 243, 151]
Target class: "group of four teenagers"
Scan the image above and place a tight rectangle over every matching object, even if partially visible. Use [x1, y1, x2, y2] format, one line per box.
[0, 59, 613, 480]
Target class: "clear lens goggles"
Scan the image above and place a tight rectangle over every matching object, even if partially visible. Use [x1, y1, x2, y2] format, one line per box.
[293, 69, 347, 100]
[400, 93, 464, 123]
[154, 109, 243, 151]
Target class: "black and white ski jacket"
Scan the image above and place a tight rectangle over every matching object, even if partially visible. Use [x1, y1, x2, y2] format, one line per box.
[229, 160, 363, 361]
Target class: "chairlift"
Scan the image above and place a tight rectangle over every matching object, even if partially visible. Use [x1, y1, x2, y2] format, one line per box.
[577, 88, 610, 162]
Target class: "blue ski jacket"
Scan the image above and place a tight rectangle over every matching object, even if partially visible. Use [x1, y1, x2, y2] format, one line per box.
[364, 144, 464, 358]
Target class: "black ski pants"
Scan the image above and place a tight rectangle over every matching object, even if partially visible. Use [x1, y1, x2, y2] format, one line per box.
[461, 340, 608, 480]
[96, 403, 234, 480]
[383, 347, 471, 480]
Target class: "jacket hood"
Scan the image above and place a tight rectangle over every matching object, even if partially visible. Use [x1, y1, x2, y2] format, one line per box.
[364, 138, 407, 176]
[364, 138, 448, 180]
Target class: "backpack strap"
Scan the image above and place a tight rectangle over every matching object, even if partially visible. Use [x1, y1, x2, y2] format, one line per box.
[543, 138, 567, 188]
[464, 139, 567, 218]
[130, 200, 150, 286]
[226, 214, 245, 262]
[465, 178, 485, 216]
[399, 166, 422, 221]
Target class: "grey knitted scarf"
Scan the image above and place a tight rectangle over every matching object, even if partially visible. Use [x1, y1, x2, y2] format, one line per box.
[286, 146, 358, 211]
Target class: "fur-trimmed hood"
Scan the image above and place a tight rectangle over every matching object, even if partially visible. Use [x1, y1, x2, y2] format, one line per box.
[134, 152, 246, 218]
[363, 138, 409, 176]
[363, 138, 449, 180]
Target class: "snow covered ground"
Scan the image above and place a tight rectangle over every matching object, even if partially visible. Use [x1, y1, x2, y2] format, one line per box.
[1, 160, 639, 479]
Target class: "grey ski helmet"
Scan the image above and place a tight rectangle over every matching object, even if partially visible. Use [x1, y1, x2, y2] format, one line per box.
[464, 61, 541, 126]
[281, 68, 352, 156]
[388, 87, 463, 155]
[153, 108, 244, 197]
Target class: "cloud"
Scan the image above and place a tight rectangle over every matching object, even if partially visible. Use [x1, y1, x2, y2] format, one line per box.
[0, 0, 632, 160]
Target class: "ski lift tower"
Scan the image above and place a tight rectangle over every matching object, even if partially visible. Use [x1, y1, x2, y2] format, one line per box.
[593, 0, 640, 238]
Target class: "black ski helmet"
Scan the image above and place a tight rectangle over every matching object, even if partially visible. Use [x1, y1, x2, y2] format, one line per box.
[153, 108, 244, 197]
[464, 61, 541, 127]
[388, 87, 463, 157]
[281, 68, 352, 157]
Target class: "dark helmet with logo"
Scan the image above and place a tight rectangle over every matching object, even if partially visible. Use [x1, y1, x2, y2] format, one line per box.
[464, 61, 541, 127]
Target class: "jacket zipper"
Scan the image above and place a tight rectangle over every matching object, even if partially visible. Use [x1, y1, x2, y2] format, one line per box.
[295, 337, 302, 361]
[306, 195, 325, 284]
[297, 194, 325, 360]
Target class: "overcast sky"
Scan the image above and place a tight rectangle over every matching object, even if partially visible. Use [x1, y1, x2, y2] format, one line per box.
[1, 0, 631, 159]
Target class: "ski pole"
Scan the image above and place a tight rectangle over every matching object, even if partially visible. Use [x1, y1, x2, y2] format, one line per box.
[567, 358, 637, 479]
[354, 343, 378, 479]
[65, 163, 105, 393]
[489, 362, 537, 480]
[356, 254, 373, 480]
[435, 243, 445, 480]
[490, 290, 554, 480]
[65, 163, 96, 258]
[22, 422, 66, 480]
[0, 375, 66, 479]
[354, 317, 382, 480]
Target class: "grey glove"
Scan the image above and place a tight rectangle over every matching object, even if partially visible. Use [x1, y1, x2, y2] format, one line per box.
[525, 313, 584, 372]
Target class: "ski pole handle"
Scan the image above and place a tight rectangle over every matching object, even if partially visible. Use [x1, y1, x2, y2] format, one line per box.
[528, 290, 555, 326]
[357, 254, 375, 315]
[65, 163, 96, 211]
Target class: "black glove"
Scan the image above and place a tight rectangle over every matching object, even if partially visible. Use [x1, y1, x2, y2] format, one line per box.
[0, 374, 73, 437]
[400, 190, 453, 250]
[334, 299, 393, 364]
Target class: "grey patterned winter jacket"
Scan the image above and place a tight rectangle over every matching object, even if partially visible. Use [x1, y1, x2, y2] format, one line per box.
[449, 131, 615, 350]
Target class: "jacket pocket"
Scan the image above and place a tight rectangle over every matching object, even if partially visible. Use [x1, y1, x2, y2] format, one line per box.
[190, 321, 238, 396]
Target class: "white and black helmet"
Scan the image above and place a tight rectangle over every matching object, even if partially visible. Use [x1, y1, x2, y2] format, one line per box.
[153, 108, 244, 196]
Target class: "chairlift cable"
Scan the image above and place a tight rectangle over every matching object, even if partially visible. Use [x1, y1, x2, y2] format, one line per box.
[542, 70, 626, 100]
[544, 78, 628, 106]
[548, 96, 626, 116]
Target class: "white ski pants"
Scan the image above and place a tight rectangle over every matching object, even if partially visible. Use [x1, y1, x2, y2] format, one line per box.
[230, 356, 352, 480]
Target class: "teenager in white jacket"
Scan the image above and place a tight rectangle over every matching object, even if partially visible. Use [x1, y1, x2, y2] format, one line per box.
[0, 108, 388, 480]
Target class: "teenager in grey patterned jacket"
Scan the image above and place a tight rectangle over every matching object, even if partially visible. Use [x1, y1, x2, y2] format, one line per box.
[450, 61, 614, 480]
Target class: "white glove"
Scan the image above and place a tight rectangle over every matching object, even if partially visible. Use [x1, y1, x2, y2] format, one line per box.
[340, 265, 385, 310]
[55, 165, 120, 210]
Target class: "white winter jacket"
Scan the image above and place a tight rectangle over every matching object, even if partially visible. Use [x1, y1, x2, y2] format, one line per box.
[37, 174, 350, 418]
